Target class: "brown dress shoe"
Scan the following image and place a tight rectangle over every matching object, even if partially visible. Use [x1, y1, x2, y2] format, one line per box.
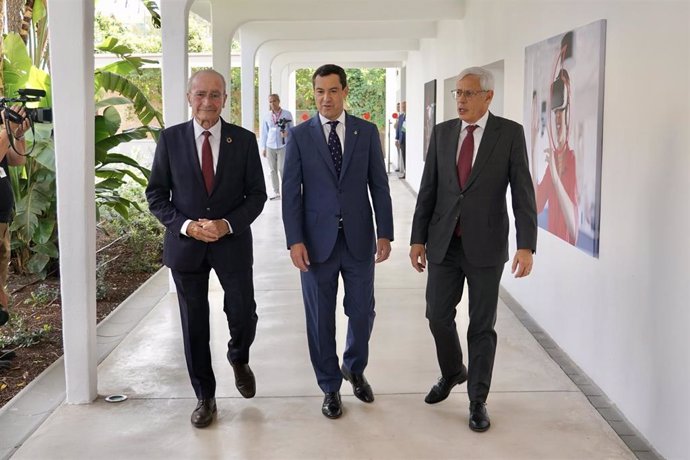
[191, 398, 216, 428]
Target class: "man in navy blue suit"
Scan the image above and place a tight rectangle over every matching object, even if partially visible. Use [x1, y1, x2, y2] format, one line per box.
[146, 69, 267, 428]
[282, 64, 394, 419]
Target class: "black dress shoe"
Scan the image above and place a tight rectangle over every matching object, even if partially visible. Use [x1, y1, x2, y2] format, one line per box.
[0, 307, 8, 327]
[231, 362, 256, 398]
[191, 398, 217, 428]
[322, 391, 342, 419]
[424, 365, 468, 404]
[341, 364, 374, 403]
[469, 401, 490, 432]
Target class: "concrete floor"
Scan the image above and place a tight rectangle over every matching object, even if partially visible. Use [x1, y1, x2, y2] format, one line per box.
[8, 173, 634, 459]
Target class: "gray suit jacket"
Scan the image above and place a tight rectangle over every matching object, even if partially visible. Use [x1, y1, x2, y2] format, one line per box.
[410, 112, 537, 267]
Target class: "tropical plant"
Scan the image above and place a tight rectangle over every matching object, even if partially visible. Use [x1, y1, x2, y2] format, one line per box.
[1, 8, 163, 277]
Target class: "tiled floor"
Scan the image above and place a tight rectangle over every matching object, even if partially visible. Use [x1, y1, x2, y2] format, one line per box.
[6, 174, 636, 459]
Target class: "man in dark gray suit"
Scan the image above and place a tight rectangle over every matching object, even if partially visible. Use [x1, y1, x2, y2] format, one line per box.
[409, 67, 537, 432]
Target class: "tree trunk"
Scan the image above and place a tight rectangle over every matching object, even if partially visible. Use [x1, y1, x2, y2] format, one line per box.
[20, 0, 36, 45]
[7, 0, 24, 36]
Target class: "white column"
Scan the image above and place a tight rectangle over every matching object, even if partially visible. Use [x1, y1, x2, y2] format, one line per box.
[257, 50, 271, 139]
[212, 28, 232, 122]
[239, 32, 259, 130]
[48, 0, 96, 404]
[161, 0, 190, 127]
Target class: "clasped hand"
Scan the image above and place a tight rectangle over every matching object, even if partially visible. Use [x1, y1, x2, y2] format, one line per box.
[187, 218, 229, 242]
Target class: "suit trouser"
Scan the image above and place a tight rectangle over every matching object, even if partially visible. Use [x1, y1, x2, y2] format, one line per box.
[300, 229, 375, 393]
[426, 235, 503, 403]
[172, 264, 258, 399]
[266, 146, 285, 195]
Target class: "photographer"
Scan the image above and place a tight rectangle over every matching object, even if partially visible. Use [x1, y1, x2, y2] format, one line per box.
[0, 104, 29, 329]
[259, 94, 293, 200]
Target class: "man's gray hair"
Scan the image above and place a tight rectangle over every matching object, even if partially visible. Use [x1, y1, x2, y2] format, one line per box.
[187, 68, 227, 93]
[457, 67, 494, 91]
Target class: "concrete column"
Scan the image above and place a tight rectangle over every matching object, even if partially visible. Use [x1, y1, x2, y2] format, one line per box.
[239, 32, 259, 130]
[257, 50, 271, 139]
[212, 28, 232, 122]
[48, 0, 96, 404]
[161, 0, 190, 127]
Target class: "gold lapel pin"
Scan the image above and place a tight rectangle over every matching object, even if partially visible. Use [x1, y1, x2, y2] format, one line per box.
[226, 136, 233, 143]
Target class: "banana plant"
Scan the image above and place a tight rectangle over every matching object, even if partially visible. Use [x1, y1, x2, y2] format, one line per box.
[2, 31, 163, 277]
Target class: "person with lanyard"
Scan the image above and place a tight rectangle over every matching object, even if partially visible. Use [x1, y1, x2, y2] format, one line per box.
[259, 94, 293, 200]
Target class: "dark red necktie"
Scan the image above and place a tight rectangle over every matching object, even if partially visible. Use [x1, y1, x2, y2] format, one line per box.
[201, 131, 214, 194]
[455, 124, 477, 236]
[457, 124, 477, 189]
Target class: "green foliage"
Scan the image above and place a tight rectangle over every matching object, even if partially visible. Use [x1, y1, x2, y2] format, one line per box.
[2, 27, 161, 277]
[295, 68, 387, 131]
[98, 182, 164, 274]
[94, 11, 214, 54]
[0, 314, 52, 348]
[23, 285, 59, 308]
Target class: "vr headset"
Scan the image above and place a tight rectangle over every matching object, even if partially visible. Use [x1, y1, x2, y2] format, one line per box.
[550, 69, 570, 112]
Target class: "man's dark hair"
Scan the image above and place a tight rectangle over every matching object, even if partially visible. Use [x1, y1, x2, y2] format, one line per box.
[312, 64, 347, 89]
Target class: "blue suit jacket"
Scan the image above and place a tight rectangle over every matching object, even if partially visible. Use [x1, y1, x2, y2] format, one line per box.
[146, 118, 267, 272]
[282, 113, 394, 263]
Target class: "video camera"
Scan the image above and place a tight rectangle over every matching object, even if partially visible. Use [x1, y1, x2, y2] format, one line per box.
[0, 88, 52, 155]
[1, 88, 52, 125]
[276, 117, 291, 145]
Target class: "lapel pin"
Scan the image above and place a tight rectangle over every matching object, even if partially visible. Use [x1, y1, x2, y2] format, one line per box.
[354, 130, 358, 135]
[226, 136, 233, 143]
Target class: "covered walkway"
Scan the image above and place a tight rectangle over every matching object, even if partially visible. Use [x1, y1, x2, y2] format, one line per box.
[8, 175, 636, 459]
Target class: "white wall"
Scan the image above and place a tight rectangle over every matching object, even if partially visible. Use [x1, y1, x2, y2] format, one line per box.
[404, 2, 690, 458]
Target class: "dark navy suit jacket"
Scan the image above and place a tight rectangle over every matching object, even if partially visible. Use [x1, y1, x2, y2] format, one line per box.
[282, 113, 393, 263]
[146, 118, 267, 272]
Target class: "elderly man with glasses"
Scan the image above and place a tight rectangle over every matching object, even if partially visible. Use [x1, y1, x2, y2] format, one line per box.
[410, 66, 537, 432]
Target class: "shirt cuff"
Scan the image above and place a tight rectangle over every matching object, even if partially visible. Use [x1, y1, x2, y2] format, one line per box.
[223, 219, 233, 235]
[181, 219, 192, 236]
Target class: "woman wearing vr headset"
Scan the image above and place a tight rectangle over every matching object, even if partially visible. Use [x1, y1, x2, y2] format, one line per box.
[535, 60, 579, 245]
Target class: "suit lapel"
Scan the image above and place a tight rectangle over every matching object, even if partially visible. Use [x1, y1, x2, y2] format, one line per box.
[464, 112, 499, 190]
[308, 115, 339, 179]
[210, 119, 233, 196]
[446, 119, 462, 192]
[339, 113, 359, 180]
[184, 121, 207, 193]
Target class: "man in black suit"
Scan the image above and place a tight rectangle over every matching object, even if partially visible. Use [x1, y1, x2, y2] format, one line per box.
[146, 69, 267, 428]
[410, 67, 537, 432]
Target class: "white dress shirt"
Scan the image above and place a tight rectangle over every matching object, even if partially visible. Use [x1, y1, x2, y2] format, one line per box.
[319, 111, 346, 153]
[457, 109, 490, 166]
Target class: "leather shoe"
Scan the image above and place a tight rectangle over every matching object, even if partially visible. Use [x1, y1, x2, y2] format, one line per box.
[469, 401, 491, 432]
[190, 398, 216, 428]
[322, 391, 342, 419]
[231, 362, 256, 398]
[341, 364, 374, 403]
[424, 365, 468, 404]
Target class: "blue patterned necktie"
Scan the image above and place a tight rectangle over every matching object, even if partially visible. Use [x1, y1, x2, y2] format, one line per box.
[327, 121, 342, 176]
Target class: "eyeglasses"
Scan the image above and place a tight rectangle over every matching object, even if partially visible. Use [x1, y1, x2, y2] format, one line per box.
[450, 89, 488, 100]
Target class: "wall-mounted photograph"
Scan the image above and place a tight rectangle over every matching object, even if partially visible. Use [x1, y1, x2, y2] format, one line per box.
[423, 79, 436, 161]
[524, 19, 606, 258]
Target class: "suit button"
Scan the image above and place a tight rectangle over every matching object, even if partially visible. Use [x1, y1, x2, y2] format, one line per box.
[206, 207, 211, 211]
[459, 194, 464, 199]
